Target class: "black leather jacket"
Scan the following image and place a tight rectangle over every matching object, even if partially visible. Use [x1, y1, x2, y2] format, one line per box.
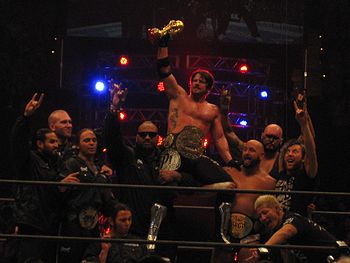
[10, 115, 61, 234]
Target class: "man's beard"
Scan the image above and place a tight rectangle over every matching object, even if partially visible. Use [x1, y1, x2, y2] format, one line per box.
[42, 149, 58, 161]
[136, 142, 157, 154]
[191, 90, 208, 102]
[263, 144, 279, 155]
[243, 158, 260, 169]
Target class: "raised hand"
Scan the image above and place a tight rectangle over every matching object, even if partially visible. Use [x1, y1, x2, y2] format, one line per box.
[293, 99, 307, 126]
[24, 93, 44, 117]
[219, 86, 231, 112]
[110, 83, 128, 109]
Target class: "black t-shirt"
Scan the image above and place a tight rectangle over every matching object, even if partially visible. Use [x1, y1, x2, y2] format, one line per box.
[261, 211, 336, 262]
[269, 156, 280, 180]
[83, 234, 148, 263]
[283, 211, 336, 262]
[275, 168, 319, 216]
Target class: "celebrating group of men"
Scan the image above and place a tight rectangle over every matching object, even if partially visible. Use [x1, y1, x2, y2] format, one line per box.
[5, 28, 344, 263]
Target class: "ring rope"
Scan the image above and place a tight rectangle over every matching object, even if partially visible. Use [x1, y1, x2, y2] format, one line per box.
[1, 179, 350, 197]
[0, 233, 338, 251]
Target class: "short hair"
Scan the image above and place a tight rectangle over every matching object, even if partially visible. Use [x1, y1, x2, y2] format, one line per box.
[254, 195, 281, 210]
[137, 120, 159, 133]
[35, 128, 54, 143]
[138, 120, 158, 128]
[48, 109, 69, 127]
[283, 138, 306, 158]
[190, 69, 215, 90]
[77, 128, 95, 141]
[112, 203, 132, 220]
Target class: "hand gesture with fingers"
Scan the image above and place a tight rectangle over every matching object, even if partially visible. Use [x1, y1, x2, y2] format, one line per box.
[110, 83, 128, 109]
[59, 172, 80, 192]
[24, 93, 44, 117]
[293, 99, 307, 126]
[100, 165, 113, 177]
[219, 86, 231, 112]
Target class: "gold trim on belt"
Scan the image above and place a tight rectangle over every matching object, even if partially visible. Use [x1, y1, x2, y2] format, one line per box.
[230, 212, 254, 239]
[175, 126, 205, 159]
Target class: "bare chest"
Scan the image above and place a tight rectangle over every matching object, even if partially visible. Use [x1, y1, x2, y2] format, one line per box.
[181, 99, 214, 119]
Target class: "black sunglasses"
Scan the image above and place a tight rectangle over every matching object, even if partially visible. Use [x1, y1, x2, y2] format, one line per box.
[137, 132, 158, 138]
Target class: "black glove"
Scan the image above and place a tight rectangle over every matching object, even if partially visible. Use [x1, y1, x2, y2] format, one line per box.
[226, 159, 241, 171]
[158, 33, 170, 47]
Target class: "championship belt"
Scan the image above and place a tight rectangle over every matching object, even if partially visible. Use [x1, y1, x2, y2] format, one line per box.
[78, 207, 99, 230]
[175, 126, 205, 159]
[219, 203, 232, 244]
[162, 133, 175, 149]
[159, 148, 181, 171]
[147, 203, 167, 251]
[230, 213, 254, 239]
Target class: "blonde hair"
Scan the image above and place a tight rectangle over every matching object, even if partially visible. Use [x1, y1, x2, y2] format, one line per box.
[254, 195, 281, 210]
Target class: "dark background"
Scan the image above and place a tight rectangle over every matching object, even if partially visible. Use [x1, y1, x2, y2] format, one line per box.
[1, 0, 350, 199]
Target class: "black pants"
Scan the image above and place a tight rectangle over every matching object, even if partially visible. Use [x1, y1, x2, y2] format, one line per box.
[17, 224, 57, 263]
[58, 219, 99, 263]
[179, 155, 232, 185]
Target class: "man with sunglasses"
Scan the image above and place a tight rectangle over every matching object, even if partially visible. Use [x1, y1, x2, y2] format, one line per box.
[104, 87, 198, 244]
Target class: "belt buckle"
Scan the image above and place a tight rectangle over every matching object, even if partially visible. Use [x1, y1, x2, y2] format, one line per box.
[230, 213, 254, 239]
[159, 148, 181, 170]
[78, 207, 98, 230]
[175, 126, 204, 159]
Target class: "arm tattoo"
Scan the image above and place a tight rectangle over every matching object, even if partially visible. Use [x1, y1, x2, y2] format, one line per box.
[169, 108, 178, 130]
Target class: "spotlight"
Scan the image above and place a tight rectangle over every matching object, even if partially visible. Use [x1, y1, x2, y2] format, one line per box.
[119, 56, 129, 66]
[239, 64, 249, 74]
[119, 111, 127, 121]
[203, 138, 209, 148]
[157, 82, 165, 92]
[95, 81, 106, 92]
[260, 90, 268, 99]
[239, 120, 248, 126]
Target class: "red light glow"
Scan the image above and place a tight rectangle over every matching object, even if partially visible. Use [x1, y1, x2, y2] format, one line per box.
[119, 111, 127, 120]
[157, 82, 165, 92]
[119, 56, 129, 66]
[157, 135, 163, 146]
[239, 64, 249, 73]
[203, 138, 208, 148]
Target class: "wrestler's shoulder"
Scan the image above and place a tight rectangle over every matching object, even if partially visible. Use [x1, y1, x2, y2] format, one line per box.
[206, 101, 219, 108]
[261, 171, 277, 185]
[204, 102, 220, 114]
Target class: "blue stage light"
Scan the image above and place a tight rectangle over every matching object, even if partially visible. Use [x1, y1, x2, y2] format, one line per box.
[239, 120, 248, 126]
[260, 90, 268, 99]
[95, 81, 105, 92]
